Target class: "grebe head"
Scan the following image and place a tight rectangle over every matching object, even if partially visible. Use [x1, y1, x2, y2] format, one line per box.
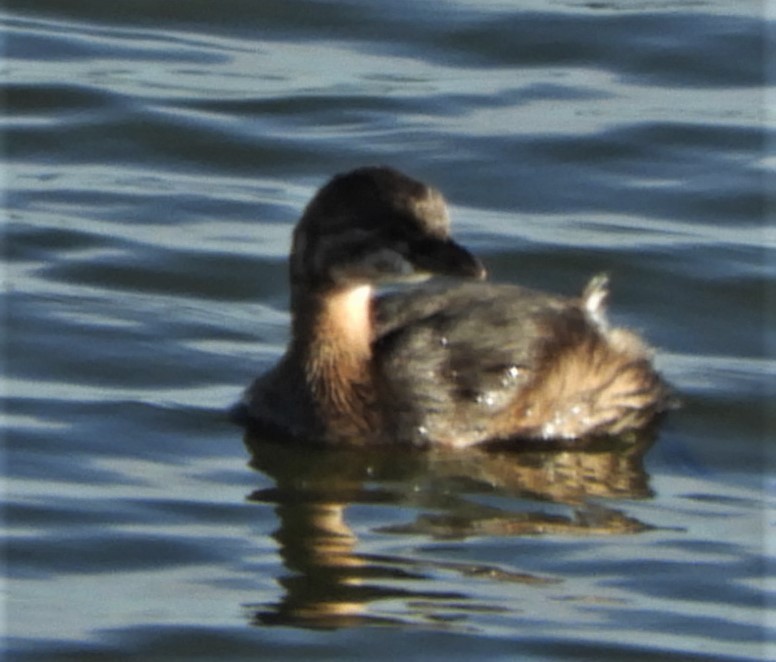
[290, 166, 486, 291]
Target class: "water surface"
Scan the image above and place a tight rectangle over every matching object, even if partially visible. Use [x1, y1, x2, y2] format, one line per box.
[3, 1, 773, 660]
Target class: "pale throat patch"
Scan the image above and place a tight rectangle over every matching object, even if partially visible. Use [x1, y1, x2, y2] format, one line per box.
[324, 284, 374, 353]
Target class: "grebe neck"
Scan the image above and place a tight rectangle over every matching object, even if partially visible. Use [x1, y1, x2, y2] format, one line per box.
[290, 283, 374, 361]
[285, 283, 378, 443]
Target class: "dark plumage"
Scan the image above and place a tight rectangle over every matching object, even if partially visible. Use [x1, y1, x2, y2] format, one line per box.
[235, 167, 670, 447]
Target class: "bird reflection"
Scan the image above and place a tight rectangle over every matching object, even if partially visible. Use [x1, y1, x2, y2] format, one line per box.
[243, 429, 658, 630]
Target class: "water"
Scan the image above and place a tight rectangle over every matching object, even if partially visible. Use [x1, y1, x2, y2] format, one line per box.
[3, 1, 773, 659]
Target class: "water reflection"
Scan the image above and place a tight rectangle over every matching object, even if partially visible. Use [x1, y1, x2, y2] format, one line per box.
[243, 430, 657, 629]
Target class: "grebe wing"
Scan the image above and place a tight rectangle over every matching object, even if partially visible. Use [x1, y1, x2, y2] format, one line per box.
[373, 282, 577, 444]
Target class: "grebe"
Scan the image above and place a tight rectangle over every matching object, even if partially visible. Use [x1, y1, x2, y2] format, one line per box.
[235, 166, 669, 448]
